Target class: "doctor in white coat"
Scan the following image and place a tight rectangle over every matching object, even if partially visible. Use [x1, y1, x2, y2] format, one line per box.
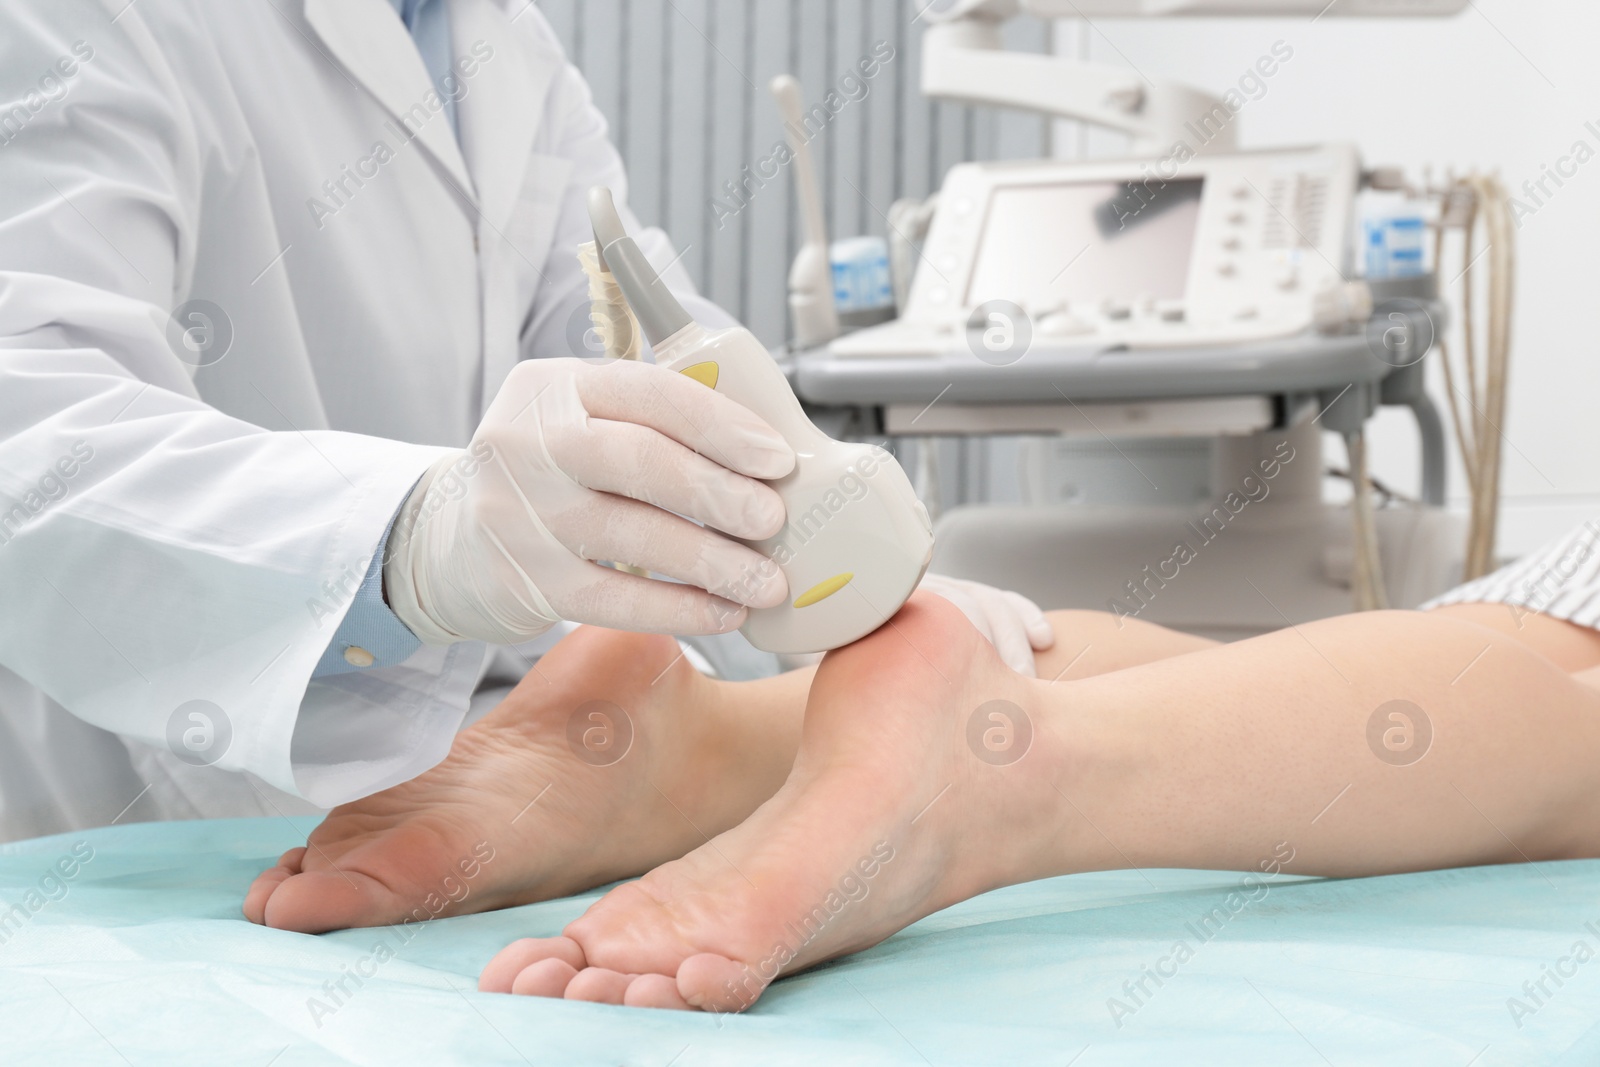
[0, 0, 1053, 843]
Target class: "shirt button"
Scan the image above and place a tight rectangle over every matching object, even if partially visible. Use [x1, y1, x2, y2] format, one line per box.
[343, 646, 376, 669]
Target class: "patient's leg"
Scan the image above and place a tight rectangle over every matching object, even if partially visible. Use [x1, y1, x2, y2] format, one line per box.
[1030, 609, 1218, 679]
[246, 609, 1204, 932]
[483, 596, 1600, 1011]
[1431, 601, 1600, 670]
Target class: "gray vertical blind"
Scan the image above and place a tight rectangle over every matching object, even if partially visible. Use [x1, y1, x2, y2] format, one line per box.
[534, 0, 1050, 346]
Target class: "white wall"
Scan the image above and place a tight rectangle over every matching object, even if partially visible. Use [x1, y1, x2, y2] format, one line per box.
[1054, 1, 1600, 556]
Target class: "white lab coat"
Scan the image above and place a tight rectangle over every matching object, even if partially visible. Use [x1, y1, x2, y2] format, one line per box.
[0, 0, 732, 841]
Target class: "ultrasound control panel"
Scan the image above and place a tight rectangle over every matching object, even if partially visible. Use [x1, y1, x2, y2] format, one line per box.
[831, 143, 1361, 357]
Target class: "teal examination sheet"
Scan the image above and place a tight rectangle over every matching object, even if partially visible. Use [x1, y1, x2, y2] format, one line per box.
[2, 817, 1599, 1065]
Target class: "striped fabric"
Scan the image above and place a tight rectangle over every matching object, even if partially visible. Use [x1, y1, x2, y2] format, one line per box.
[1424, 520, 1600, 629]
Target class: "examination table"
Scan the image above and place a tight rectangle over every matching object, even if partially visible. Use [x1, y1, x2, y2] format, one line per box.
[2, 817, 1595, 1064]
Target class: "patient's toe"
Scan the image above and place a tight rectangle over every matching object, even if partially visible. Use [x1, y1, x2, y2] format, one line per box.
[511, 958, 580, 997]
[480, 936, 586, 993]
[261, 868, 389, 934]
[678, 952, 760, 1012]
[564, 967, 633, 1004]
[623, 973, 692, 1011]
[241, 866, 293, 925]
[243, 848, 308, 924]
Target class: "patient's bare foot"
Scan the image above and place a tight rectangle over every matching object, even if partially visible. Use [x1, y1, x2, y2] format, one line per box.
[480, 594, 1068, 1011]
[244, 627, 794, 933]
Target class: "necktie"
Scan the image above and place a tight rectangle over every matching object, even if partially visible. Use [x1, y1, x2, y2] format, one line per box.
[398, 0, 458, 138]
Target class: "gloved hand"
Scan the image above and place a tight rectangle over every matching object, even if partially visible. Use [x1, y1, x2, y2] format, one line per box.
[919, 573, 1055, 676]
[383, 357, 795, 645]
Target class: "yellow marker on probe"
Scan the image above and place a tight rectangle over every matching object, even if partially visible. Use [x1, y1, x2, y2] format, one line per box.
[793, 573, 854, 609]
[680, 362, 720, 389]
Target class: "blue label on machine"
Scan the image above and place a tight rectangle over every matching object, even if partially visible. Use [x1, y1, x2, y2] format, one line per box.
[1364, 216, 1427, 280]
[831, 237, 894, 313]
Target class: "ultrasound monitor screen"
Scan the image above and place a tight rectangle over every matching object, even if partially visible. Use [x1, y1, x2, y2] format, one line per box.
[964, 178, 1204, 308]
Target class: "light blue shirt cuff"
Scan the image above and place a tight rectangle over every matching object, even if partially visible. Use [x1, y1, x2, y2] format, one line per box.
[313, 517, 423, 678]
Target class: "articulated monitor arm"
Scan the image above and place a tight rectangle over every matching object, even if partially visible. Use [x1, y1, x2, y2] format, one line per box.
[922, 14, 1237, 154]
[915, 11, 1235, 154]
[920, 0, 1465, 151]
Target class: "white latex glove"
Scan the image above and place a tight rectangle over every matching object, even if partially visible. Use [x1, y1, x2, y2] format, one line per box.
[919, 573, 1055, 677]
[384, 358, 796, 645]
